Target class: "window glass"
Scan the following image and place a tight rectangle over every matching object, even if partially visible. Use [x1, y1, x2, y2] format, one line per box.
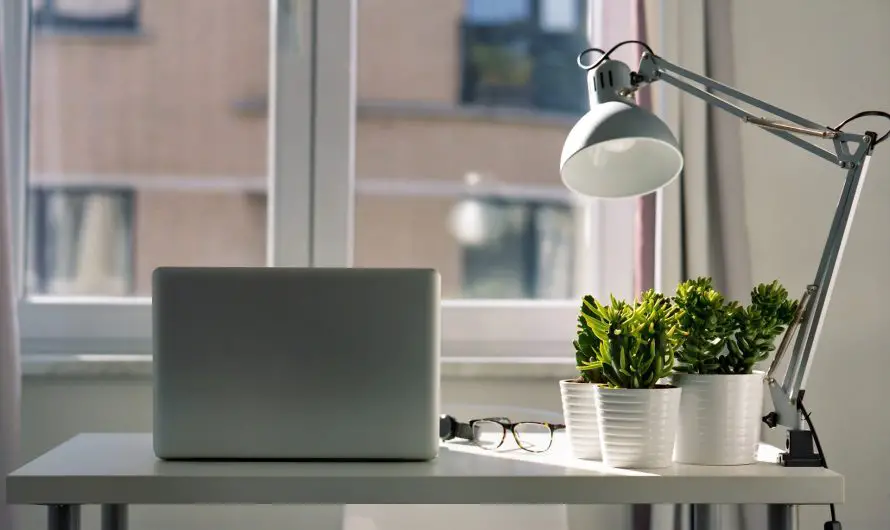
[26, 188, 133, 296]
[27, 0, 270, 296]
[354, 0, 588, 300]
[539, 0, 578, 33]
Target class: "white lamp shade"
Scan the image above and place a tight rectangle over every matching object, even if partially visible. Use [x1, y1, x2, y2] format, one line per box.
[560, 99, 684, 198]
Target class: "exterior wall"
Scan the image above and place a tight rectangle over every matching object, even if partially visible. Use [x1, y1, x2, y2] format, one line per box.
[357, 0, 463, 103]
[30, 0, 268, 176]
[356, 115, 571, 185]
[133, 192, 266, 294]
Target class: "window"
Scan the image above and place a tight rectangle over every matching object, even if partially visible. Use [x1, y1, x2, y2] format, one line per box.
[26, 187, 134, 296]
[13, 0, 301, 353]
[10, 0, 633, 358]
[351, 0, 634, 354]
[460, 0, 588, 113]
[27, 0, 272, 297]
[33, 0, 139, 32]
[458, 199, 575, 299]
[354, 0, 589, 303]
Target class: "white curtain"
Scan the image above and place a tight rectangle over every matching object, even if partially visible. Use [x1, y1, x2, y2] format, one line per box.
[0, 33, 21, 530]
[1, 2, 25, 528]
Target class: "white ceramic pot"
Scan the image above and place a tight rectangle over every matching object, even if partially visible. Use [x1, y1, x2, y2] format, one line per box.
[671, 372, 765, 465]
[595, 386, 682, 469]
[559, 379, 602, 460]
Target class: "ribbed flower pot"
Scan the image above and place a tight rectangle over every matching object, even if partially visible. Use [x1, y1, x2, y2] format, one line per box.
[595, 385, 681, 469]
[671, 372, 765, 465]
[559, 380, 602, 460]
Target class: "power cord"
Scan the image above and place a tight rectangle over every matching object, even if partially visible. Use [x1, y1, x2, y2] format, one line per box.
[575, 41, 890, 148]
[833, 110, 890, 145]
[798, 397, 841, 529]
[576, 40, 656, 71]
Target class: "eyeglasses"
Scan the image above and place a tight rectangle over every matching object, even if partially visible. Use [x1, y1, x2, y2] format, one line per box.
[469, 417, 565, 453]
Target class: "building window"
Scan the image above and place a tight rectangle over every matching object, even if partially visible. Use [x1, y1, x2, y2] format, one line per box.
[452, 198, 575, 299]
[460, 0, 588, 113]
[32, 0, 140, 32]
[27, 188, 135, 296]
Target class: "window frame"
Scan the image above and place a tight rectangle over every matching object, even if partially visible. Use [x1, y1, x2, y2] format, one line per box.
[10, 0, 637, 360]
[12, 0, 315, 355]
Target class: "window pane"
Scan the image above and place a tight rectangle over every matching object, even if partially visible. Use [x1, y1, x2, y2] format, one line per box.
[27, 0, 270, 296]
[26, 188, 133, 295]
[355, 0, 588, 300]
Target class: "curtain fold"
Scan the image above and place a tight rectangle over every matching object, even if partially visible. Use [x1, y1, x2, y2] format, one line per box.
[699, 0, 750, 300]
[657, 0, 751, 301]
[633, 0, 657, 296]
[0, 31, 22, 528]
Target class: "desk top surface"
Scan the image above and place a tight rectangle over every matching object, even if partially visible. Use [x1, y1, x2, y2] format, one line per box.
[6, 433, 843, 505]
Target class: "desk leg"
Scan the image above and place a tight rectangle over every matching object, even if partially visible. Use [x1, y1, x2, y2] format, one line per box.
[102, 504, 128, 530]
[687, 504, 798, 530]
[47, 504, 80, 530]
[767, 504, 798, 530]
[689, 504, 718, 530]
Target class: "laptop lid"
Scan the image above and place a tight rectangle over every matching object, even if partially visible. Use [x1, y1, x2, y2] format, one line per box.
[152, 267, 440, 460]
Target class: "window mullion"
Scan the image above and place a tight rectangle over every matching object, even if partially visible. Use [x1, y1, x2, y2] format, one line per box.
[310, 0, 355, 267]
[268, 0, 314, 267]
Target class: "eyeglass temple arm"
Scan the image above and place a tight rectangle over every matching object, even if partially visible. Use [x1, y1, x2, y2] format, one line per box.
[634, 52, 875, 431]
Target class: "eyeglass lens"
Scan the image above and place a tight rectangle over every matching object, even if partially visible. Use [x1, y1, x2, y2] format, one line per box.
[471, 420, 506, 449]
[513, 422, 553, 452]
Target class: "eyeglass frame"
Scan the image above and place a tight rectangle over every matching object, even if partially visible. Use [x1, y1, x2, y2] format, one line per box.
[468, 417, 565, 453]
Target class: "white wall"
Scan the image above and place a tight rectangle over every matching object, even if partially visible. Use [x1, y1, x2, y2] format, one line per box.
[734, 1, 890, 529]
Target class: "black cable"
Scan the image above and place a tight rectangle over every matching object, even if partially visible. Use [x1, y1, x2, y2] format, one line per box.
[576, 47, 606, 69]
[833, 110, 890, 145]
[799, 399, 837, 523]
[576, 40, 656, 71]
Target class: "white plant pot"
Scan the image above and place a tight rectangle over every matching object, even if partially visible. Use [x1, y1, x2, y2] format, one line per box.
[671, 372, 765, 465]
[559, 380, 601, 460]
[595, 385, 681, 469]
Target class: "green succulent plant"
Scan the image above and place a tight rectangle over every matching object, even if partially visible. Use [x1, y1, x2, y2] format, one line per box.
[673, 277, 740, 374]
[572, 296, 604, 384]
[723, 280, 799, 374]
[575, 290, 680, 389]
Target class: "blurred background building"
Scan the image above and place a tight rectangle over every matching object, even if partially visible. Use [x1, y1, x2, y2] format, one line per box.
[27, 0, 588, 299]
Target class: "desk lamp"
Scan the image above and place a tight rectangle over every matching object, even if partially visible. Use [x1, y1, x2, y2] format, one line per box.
[560, 40, 889, 468]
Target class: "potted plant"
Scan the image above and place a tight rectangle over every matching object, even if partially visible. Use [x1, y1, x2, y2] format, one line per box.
[577, 290, 682, 468]
[671, 278, 798, 465]
[559, 296, 605, 460]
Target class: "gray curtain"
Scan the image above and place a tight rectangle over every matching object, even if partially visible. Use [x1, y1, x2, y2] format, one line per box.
[658, 0, 752, 301]
[696, 0, 751, 300]
[0, 2, 21, 528]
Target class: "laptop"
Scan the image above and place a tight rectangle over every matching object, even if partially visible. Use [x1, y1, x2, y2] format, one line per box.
[152, 267, 440, 461]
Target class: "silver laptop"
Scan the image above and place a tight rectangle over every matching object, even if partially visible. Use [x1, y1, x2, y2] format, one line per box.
[152, 267, 440, 461]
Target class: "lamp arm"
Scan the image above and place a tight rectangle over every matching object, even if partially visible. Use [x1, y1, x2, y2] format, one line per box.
[635, 52, 877, 431]
[636, 53, 867, 168]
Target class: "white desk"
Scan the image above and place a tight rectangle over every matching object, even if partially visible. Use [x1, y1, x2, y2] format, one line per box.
[6, 433, 843, 530]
